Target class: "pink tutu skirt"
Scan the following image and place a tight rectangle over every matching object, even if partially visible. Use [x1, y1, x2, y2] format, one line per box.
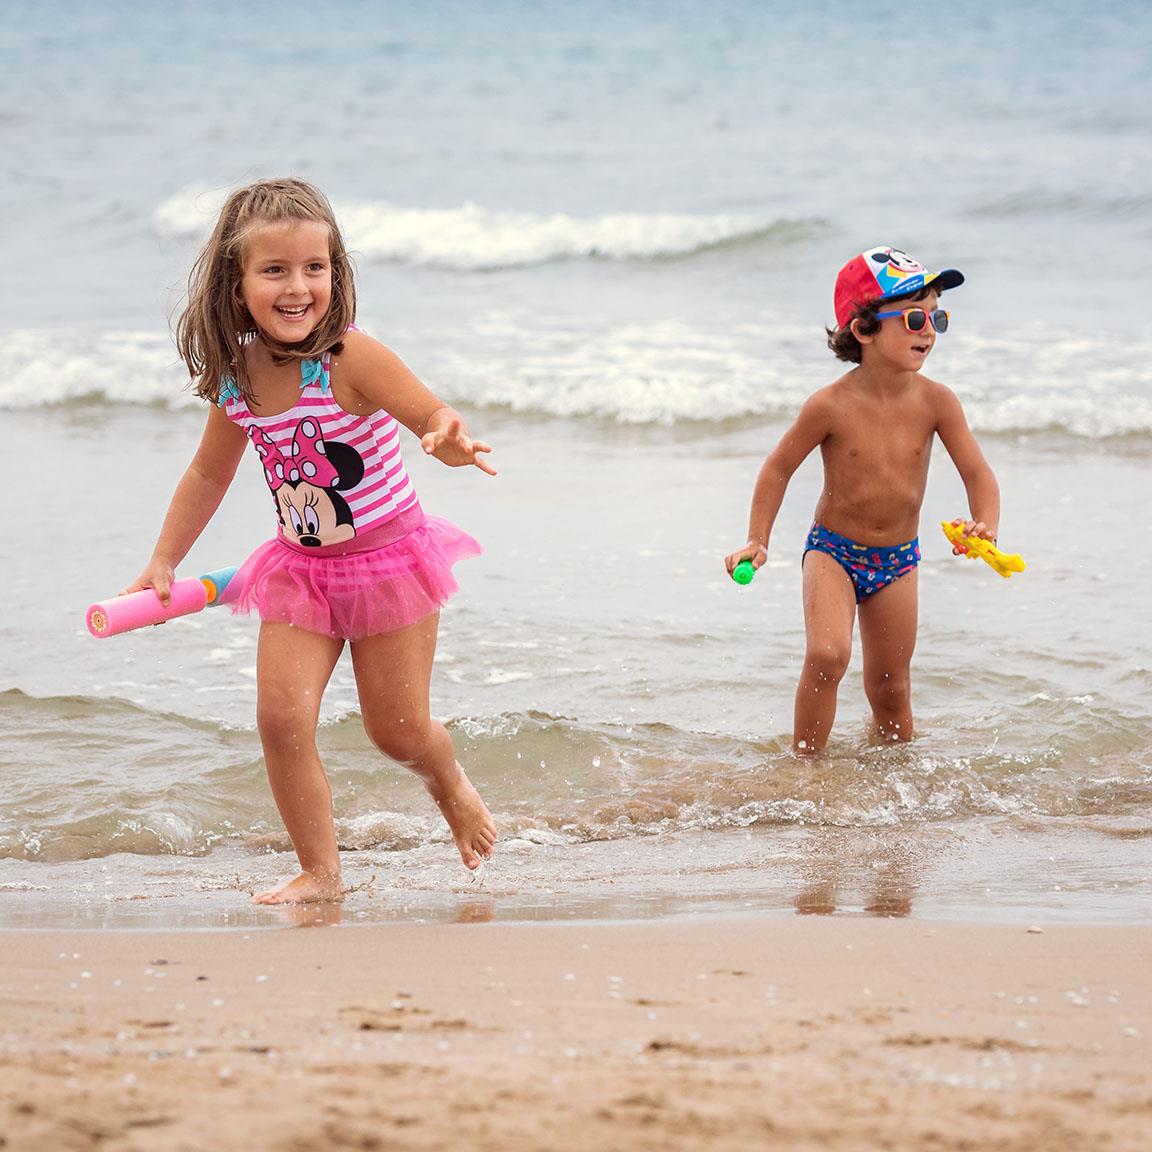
[230, 503, 481, 641]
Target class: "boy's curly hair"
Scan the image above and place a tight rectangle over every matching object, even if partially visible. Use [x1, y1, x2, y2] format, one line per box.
[826, 284, 941, 364]
[177, 178, 357, 406]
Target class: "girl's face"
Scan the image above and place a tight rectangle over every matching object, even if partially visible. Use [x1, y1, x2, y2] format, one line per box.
[240, 220, 333, 344]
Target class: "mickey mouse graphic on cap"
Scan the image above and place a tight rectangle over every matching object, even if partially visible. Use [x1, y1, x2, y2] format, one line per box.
[833, 246, 964, 328]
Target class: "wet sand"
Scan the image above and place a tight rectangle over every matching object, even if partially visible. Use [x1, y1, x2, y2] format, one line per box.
[1, 917, 1149, 1151]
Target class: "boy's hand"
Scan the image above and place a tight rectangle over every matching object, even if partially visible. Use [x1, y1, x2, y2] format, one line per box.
[725, 541, 768, 575]
[951, 519, 997, 555]
[421, 418, 497, 475]
[121, 560, 176, 606]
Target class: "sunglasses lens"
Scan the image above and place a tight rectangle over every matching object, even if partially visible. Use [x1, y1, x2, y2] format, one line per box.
[931, 309, 949, 333]
[905, 309, 928, 332]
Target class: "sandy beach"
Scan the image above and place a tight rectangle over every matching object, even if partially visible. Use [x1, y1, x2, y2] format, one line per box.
[2, 917, 1149, 1151]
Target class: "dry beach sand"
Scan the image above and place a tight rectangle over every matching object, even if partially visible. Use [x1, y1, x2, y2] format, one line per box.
[1, 917, 1149, 1151]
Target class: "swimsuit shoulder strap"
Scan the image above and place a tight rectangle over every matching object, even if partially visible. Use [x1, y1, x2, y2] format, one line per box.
[299, 353, 331, 395]
[299, 325, 360, 395]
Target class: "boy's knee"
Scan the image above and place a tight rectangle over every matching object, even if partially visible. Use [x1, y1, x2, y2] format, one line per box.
[804, 645, 851, 686]
[865, 669, 910, 708]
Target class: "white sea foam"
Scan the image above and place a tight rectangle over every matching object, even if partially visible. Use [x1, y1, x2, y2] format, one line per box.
[152, 187, 815, 270]
[7, 321, 1151, 436]
[2, 329, 192, 408]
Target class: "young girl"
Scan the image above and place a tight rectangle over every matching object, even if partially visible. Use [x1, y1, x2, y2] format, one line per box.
[125, 178, 497, 904]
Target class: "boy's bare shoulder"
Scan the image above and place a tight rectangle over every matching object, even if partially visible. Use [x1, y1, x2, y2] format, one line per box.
[918, 372, 964, 408]
[806, 370, 857, 408]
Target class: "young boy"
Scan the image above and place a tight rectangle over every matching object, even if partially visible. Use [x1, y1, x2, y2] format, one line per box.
[725, 246, 1000, 753]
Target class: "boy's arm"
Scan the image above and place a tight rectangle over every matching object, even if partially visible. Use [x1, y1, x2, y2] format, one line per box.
[726, 393, 830, 573]
[935, 384, 1000, 540]
[124, 403, 249, 602]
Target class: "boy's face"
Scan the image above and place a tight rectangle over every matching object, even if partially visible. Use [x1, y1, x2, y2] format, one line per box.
[858, 288, 942, 374]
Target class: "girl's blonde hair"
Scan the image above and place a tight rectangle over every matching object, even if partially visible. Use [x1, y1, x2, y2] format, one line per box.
[178, 178, 356, 405]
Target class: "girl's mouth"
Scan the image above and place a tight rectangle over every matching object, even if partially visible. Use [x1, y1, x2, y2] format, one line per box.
[276, 304, 310, 319]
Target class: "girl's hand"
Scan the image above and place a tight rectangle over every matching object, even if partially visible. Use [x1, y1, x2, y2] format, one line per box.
[952, 519, 997, 555]
[724, 541, 768, 575]
[421, 417, 497, 475]
[120, 561, 176, 606]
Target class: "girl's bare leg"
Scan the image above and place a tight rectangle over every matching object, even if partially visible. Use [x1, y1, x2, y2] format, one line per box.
[794, 551, 857, 754]
[352, 613, 496, 869]
[858, 569, 919, 743]
[252, 621, 345, 904]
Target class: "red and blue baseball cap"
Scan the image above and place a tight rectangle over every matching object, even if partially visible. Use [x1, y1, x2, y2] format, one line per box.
[834, 246, 964, 328]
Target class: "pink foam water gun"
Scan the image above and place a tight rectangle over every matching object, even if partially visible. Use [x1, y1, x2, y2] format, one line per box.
[86, 567, 239, 639]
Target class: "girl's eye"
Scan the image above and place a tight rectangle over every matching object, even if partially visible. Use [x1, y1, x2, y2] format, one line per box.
[307, 262, 327, 273]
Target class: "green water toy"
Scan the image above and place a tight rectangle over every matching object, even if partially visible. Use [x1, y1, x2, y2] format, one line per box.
[732, 559, 756, 585]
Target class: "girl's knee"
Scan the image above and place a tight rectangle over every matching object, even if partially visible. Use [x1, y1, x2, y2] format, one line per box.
[257, 704, 315, 759]
[365, 717, 446, 766]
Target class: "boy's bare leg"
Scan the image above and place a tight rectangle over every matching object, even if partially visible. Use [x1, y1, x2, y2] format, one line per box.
[794, 551, 856, 754]
[352, 614, 496, 870]
[253, 621, 346, 904]
[858, 569, 919, 743]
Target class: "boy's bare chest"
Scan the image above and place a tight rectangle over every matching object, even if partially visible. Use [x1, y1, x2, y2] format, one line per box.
[830, 405, 935, 465]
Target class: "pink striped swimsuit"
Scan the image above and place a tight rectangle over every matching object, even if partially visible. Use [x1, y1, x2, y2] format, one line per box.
[221, 346, 481, 641]
[222, 350, 417, 546]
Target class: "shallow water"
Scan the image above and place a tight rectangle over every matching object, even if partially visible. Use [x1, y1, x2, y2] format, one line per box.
[4, 1, 1151, 927]
[4, 413, 1150, 927]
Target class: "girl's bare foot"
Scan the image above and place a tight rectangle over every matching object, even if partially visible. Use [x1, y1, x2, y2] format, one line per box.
[252, 870, 345, 905]
[427, 765, 497, 870]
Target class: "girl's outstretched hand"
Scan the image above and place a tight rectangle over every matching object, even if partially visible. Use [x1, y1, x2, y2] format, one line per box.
[120, 560, 176, 606]
[421, 417, 497, 475]
[724, 541, 768, 576]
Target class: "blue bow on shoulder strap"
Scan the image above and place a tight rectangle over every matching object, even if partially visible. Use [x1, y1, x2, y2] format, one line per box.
[300, 357, 331, 394]
[217, 376, 242, 406]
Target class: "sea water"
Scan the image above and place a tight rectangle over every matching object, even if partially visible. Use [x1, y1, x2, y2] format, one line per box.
[3, 0, 1150, 928]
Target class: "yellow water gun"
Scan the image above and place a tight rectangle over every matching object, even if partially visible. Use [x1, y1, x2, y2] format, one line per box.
[940, 520, 1026, 579]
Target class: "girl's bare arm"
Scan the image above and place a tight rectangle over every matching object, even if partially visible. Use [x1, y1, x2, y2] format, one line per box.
[125, 404, 249, 601]
[336, 331, 495, 474]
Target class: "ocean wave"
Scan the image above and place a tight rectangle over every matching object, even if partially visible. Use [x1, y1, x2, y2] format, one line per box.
[968, 189, 1152, 220]
[6, 323, 1152, 436]
[152, 187, 823, 269]
[0, 329, 190, 409]
[4, 693, 1150, 862]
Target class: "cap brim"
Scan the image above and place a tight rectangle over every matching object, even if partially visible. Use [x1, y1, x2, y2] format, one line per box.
[927, 268, 964, 292]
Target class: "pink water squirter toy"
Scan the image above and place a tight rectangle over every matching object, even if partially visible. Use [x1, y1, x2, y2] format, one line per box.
[86, 567, 239, 638]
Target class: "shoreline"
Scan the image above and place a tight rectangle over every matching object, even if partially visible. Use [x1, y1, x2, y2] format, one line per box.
[3, 815, 1148, 932]
[2, 917, 1149, 1150]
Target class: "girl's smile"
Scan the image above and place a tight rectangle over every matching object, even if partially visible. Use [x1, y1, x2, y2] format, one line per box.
[240, 220, 333, 344]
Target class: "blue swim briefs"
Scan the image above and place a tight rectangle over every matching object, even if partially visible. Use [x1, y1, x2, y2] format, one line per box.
[803, 522, 921, 603]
